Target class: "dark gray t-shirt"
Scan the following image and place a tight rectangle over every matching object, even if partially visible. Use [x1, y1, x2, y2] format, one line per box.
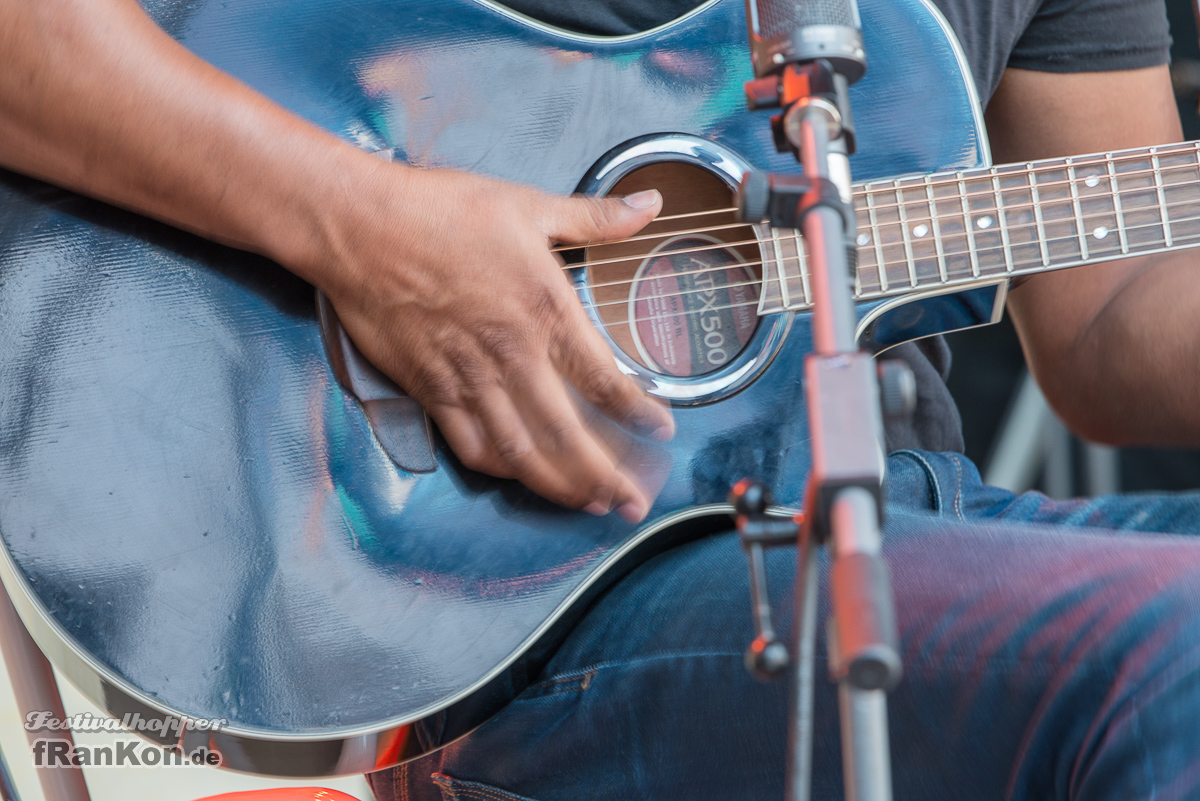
[500, 0, 1172, 453]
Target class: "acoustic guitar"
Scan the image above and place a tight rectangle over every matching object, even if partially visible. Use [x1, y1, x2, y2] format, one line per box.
[2, 0, 1198, 778]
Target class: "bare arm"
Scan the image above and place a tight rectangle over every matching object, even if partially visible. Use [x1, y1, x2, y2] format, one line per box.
[986, 65, 1199, 447]
[0, 0, 673, 520]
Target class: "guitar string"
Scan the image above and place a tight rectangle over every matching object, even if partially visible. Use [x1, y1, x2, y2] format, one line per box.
[549, 208, 740, 252]
[557, 147, 1200, 255]
[654, 206, 737, 222]
[593, 210, 1200, 313]
[573, 201, 1190, 309]
[850, 194, 1197, 267]
[852, 142, 1200, 205]
[574, 234, 774, 271]
[561, 163, 1200, 272]
[587, 214, 1200, 329]
[572, 188, 1199, 292]
[565, 168, 1200, 273]
[854, 169, 1190, 217]
[854, 161, 1200, 215]
[593, 228, 1194, 334]
[577, 187, 1182, 294]
[560, 219, 757, 251]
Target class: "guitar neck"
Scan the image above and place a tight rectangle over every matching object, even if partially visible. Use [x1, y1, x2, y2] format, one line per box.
[758, 140, 1200, 314]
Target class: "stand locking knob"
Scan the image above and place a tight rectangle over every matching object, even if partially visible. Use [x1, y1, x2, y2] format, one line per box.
[729, 478, 772, 518]
[737, 171, 771, 225]
[747, 636, 790, 679]
[730, 479, 798, 681]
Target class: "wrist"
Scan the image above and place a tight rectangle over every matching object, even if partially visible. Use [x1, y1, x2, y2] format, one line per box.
[264, 141, 413, 296]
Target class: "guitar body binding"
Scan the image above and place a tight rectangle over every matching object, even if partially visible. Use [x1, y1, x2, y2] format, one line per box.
[0, 0, 988, 777]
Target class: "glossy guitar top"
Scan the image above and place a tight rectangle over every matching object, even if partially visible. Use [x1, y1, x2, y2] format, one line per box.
[0, 0, 984, 777]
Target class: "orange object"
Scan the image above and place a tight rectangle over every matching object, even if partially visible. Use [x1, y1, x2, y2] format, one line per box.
[194, 790, 361, 801]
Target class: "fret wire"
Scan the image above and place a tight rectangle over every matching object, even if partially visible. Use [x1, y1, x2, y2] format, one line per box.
[925, 175, 947, 281]
[852, 163, 1197, 251]
[851, 228, 862, 296]
[602, 210, 1200, 318]
[1151, 147, 1173, 247]
[578, 183, 1182, 278]
[958, 172, 980, 277]
[1027, 166, 1050, 266]
[860, 222, 1200, 302]
[853, 170, 1197, 230]
[580, 146, 1199, 288]
[855, 156, 1196, 216]
[648, 208, 1200, 311]
[864, 211, 1199, 282]
[580, 184, 1193, 293]
[991, 170, 1014, 273]
[852, 141, 1198, 211]
[856, 209, 1200, 294]
[866, 190, 888, 292]
[1066, 158, 1090, 260]
[894, 180, 918, 287]
[795, 232, 812, 305]
[922, 192, 1182, 240]
[848, 233, 1200, 306]
[607, 215, 1200, 316]
[1105, 153, 1129, 254]
[864, 183, 1185, 232]
[910, 220, 1200, 279]
[771, 225, 790, 309]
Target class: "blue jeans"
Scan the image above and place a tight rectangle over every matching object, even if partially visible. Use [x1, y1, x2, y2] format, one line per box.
[369, 450, 1200, 801]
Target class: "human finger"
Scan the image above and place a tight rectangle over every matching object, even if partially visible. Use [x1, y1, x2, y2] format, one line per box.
[426, 402, 516, 479]
[506, 360, 654, 521]
[549, 301, 674, 442]
[538, 189, 662, 247]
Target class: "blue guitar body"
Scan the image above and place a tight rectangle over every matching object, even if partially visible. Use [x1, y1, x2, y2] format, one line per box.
[0, 0, 987, 776]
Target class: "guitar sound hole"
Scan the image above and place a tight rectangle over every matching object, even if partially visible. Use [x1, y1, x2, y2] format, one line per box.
[585, 162, 762, 378]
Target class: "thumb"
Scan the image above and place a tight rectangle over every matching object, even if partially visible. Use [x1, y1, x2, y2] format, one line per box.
[541, 189, 662, 246]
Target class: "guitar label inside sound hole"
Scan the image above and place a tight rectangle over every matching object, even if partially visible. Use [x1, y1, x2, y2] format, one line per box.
[628, 235, 760, 377]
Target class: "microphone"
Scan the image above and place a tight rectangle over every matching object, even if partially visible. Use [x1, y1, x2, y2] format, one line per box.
[742, 0, 865, 173]
[745, 0, 866, 82]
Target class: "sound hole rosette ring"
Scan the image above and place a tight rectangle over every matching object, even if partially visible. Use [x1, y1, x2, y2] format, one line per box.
[573, 133, 793, 406]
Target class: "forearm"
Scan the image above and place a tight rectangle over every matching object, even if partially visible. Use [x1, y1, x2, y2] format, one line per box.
[0, 0, 672, 517]
[0, 0, 381, 285]
[1008, 253, 1200, 447]
[985, 65, 1198, 447]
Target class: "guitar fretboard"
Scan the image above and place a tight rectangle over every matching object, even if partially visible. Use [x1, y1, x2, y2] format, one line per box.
[756, 140, 1200, 314]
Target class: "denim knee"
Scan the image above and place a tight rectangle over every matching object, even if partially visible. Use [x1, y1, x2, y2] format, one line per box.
[885, 449, 1015, 520]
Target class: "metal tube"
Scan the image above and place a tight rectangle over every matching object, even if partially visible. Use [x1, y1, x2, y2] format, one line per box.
[828, 489, 896, 801]
[748, 543, 776, 643]
[0, 590, 91, 801]
[830, 487, 882, 559]
[837, 685, 892, 801]
[0, 746, 21, 801]
[797, 106, 857, 355]
[785, 532, 820, 801]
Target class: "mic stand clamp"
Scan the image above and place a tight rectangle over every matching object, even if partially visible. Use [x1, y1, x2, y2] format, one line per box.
[743, 60, 858, 163]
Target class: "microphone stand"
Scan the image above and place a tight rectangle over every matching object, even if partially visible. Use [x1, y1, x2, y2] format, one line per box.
[730, 6, 915, 801]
